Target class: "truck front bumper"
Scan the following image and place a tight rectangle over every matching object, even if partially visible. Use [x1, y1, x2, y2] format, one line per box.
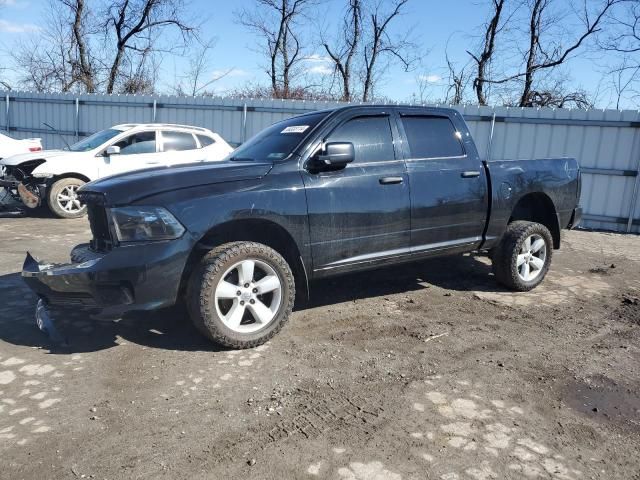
[22, 239, 193, 318]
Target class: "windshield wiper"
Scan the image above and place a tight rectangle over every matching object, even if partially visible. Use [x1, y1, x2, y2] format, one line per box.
[229, 157, 254, 162]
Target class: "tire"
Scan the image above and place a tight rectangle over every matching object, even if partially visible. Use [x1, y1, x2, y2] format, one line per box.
[47, 177, 87, 219]
[491, 221, 553, 292]
[186, 241, 295, 349]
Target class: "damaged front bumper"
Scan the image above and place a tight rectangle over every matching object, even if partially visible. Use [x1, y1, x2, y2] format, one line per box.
[0, 178, 45, 208]
[22, 239, 193, 318]
[0, 164, 47, 208]
[17, 182, 42, 208]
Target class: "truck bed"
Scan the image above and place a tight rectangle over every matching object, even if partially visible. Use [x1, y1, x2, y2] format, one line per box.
[482, 157, 581, 249]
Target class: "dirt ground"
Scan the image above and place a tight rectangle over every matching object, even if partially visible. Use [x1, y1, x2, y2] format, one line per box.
[0, 215, 639, 480]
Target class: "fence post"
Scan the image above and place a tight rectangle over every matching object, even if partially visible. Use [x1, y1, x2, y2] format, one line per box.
[75, 98, 80, 141]
[242, 103, 248, 143]
[628, 160, 640, 233]
[485, 112, 496, 161]
[5, 94, 9, 132]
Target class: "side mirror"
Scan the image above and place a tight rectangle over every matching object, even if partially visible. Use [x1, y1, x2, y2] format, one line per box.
[314, 142, 355, 170]
[105, 145, 121, 156]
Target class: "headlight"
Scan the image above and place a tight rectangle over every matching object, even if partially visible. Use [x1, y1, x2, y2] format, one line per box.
[110, 206, 185, 242]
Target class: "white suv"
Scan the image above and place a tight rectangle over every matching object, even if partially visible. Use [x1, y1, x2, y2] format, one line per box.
[0, 124, 233, 218]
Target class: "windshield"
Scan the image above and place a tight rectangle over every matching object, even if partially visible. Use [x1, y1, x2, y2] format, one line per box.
[230, 112, 329, 162]
[68, 128, 122, 152]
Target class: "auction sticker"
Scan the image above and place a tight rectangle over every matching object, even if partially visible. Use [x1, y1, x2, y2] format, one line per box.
[281, 125, 309, 134]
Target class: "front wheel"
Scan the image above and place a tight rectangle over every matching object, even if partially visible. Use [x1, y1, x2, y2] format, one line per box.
[491, 221, 553, 291]
[47, 177, 87, 219]
[186, 241, 295, 349]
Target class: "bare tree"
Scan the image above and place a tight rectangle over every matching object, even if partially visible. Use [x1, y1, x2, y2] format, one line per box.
[103, 0, 196, 94]
[238, 0, 315, 98]
[64, 0, 96, 92]
[599, 1, 640, 108]
[361, 0, 415, 102]
[322, 0, 362, 101]
[12, 0, 96, 93]
[467, 0, 507, 105]
[517, 0, 624, 106]
[172, 38, 233, 96]
[445, 51, 471, 105]
[610, 61, 640, 109]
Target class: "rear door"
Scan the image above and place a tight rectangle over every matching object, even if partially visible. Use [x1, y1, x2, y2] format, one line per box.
[158, 130, 204, 165]
[396, 110, 488, 251]
[301, 110, 411, 272]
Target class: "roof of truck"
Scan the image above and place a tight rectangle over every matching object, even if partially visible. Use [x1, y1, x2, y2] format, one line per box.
[292, 104, 462, 120]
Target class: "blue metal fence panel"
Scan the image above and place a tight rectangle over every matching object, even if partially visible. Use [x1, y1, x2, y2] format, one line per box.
[0, 91, 638, 233]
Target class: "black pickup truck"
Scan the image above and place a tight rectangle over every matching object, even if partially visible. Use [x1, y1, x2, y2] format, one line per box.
[23, 106, 582, 348]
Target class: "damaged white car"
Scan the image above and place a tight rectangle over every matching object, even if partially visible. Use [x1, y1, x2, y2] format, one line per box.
[0, 132, 42, 159]
[0, 124, 233, 218]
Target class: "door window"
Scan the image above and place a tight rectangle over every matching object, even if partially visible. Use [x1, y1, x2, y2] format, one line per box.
[401, 116, 464, 159]
[197, 135, 215, 147]
[326, 115, 395, 163]
[163, 131, 197, 151]
[113, 131, 156, 155]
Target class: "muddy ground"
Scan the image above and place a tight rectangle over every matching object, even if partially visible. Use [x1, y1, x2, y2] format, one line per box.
[0, 215, 639, 480]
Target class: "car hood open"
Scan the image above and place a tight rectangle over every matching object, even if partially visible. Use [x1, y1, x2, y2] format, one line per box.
[80, 160, 273, 206]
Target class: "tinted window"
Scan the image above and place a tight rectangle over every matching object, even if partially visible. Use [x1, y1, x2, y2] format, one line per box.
[163, 131, 197, 152]
[230, 111, 329, 162]
[113, 131, 156, 155]
[197, 135, 215, 147]
[402, 116, 464, 159]
[326, 116, 395, 163]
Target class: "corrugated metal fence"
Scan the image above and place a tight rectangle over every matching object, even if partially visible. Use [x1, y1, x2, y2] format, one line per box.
[1, 90, 639, 233]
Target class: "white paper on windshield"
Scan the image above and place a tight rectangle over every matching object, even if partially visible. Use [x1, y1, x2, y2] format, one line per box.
[281, 125, 309, 134]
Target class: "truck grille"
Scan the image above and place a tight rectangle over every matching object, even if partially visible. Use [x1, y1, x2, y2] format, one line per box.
[87, 204, 114, 252]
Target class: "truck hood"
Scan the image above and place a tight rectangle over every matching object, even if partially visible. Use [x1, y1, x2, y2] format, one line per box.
[80, 160, 273, 206]
[0, 150, 68, 166]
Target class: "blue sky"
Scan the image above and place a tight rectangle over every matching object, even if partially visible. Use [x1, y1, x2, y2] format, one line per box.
[0, 0, 620, 106]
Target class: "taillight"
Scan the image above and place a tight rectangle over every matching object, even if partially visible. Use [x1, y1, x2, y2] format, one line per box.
[29, 146, 42, 152]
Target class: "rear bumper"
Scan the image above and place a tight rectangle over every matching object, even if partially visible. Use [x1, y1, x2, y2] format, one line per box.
[568, 206, 582, 229]
[22, 239, 193, 317]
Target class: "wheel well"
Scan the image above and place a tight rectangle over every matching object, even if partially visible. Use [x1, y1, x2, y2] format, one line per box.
[52, 173, 91, 184]
[180, 219, 308, 299]
[509, 193, 560, 248]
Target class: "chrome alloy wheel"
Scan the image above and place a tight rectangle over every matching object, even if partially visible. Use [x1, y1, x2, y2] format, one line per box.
[57, 184, 84, 213]
[517, 234, 547, 282]
[214, 259, 283, 333]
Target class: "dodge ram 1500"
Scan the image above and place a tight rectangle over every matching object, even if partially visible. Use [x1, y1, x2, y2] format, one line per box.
[22, 106, 582, 348]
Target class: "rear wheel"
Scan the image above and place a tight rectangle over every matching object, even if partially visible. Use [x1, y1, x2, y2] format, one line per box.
[491, 221, 553, 291]
[48, 177, 87, 219]
[186, 241, 295, 349]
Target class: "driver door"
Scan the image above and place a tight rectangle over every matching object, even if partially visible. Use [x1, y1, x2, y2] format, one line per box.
[301, 110, 411, 273]
[99, 130, 159, 177]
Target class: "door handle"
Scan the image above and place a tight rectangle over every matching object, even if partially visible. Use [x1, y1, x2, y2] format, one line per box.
[461, 171, 481, 178]
[379, 176, 403, 185]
